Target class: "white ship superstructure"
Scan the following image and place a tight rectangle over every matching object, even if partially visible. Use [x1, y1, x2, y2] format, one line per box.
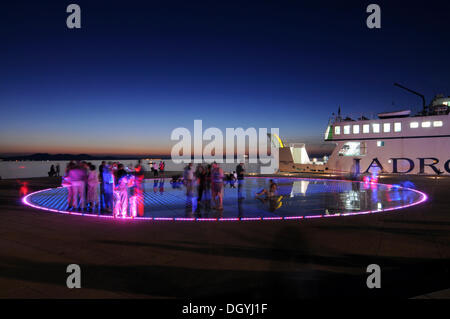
[279, 87, 450, 175]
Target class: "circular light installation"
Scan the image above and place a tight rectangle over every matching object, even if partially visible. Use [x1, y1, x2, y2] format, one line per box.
[22, 177, 428, 222]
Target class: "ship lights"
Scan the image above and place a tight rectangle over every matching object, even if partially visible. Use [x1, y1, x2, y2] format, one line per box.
[363, 124, 370, 133]
[372, 123, 380, 133]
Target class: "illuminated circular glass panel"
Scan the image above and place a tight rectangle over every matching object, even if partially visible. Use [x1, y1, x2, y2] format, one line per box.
[22, 177, 427, 221]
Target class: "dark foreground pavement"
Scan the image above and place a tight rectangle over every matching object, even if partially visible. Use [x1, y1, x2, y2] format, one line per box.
[0, 175, 449, 298]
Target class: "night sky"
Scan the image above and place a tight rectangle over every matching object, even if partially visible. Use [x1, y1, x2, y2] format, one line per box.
[1, 0, 450, 156]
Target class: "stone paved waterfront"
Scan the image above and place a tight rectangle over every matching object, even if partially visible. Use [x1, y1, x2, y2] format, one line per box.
[0, 174, 448, 298]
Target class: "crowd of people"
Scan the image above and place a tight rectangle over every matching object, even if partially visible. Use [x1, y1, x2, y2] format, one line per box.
[58, 159, 281, 217]
[62, 160, 145, 217]
[150, 161, 165, 177]
[180, 162, 246, 211]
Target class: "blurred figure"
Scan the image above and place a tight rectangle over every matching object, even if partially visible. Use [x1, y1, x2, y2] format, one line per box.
[183, 163, 195, 197]
[48, 165, 56, 177]
[102, 162, 114, 213]
[81, 161, 89, 204]
[134, 160, 145, 217]
[230, 171, 237, 188]
[256, 179, 278, 198]
[56, 164, 60, 177]
[18, 180, 29, 197]
[204, 164, 212, 210]
[68, 162, 87, 210]
[114, 164, 129, 218]
[99, 161, 105, 209]
[211, 162, 224, 211]
[195, 164, 206, 204]
[159, 161, 165, 177]
[63, 161, 75, 208]
[236, 162, 245, 199]
[153, 162, 159, 177]
[87, 164, 99, 212]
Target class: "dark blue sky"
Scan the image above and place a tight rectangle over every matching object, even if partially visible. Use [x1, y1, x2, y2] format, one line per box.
[1, 0, 449, 155]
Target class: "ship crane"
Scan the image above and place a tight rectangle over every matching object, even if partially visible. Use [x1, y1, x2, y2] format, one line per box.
[394, 82, 427, 115]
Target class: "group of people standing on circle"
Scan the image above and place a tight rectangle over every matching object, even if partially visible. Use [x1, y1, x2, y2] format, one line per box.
[62, 160, 145, 217]
[150, 161, 165, 177]
[183, 162, 245, 211]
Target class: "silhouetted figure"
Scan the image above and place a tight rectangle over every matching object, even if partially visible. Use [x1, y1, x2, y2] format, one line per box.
[236, 162, 245, 199]
[48, 165, 56, 177]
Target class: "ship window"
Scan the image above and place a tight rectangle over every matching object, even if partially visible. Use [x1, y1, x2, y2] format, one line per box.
[363, 124, 370, 133]
[335, 126, 341, 135]
[383, 123, 391, 132]
[394, 122, 401, 132]
[353, 125, 360, 134]
[433, 121, 443, 127]
[421, 121, 431, 128]
[344, 125, 350, 134]
[377, 141, 385, 147]
[338, 142, 366, 156]
[372, 123, 380, 133]
[410, 122, 419, 128]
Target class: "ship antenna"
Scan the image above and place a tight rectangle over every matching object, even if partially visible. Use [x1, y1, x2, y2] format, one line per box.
[394, 82, 427, 115]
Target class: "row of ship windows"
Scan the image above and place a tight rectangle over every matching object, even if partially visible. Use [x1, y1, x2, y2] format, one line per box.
[334, 120, 443, 135]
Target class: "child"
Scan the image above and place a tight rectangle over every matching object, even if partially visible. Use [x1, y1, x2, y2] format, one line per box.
[256, 179, 278, 198]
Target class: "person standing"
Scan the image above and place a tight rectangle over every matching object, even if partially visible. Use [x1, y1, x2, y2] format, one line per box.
[211, 162, 224, 211]
[87, 164, 99, 211]
[68, 162, 87, 211]
[236, 162, 245, 199]
[56, 164, 60, 177]
[134, 160, 145, 217]
[195, 165, 206, 203]
[153, 162, 159, 177]
[204, 164, 212, 210]
[63, 162, 75, 209]
[159, 161, 165, 178]
[49, 165, 56, 177]
[99, 161, 105, 209]
[102, 162, 114, 213]
[114, 164, 129, 218]
[183, 163, 195, 198]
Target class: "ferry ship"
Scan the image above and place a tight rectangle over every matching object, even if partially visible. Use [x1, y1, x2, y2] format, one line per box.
[279, 84, 450, 175]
